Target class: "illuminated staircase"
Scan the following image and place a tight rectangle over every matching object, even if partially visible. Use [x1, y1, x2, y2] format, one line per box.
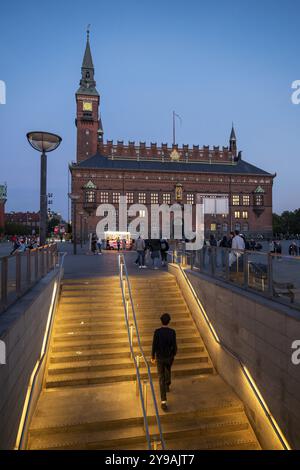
[27, 269, 260, 450]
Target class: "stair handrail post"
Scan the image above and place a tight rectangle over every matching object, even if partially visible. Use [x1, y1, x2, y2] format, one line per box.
[136, 355, 140, 396]
[130, 323, 134, 356]
[143, 380, 148, 432]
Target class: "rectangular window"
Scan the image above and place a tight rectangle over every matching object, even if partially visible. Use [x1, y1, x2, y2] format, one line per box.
[234, 211, 240, 218]
[242, 211, 248, 219]
[85, 190, 95, 203]
[163, 193, 171, 204]
[126, 192, 134, 204]
[187, 193, 194, 205]
[232, 195, 240, 206]
[254, 194, 264, 206]
[151, 193, 159, 204]
[113, 192, 120, 204]
[210, 223, 217, 231]
[100, 192, 109, 203]
[138, 193, 146, 204]
[139, 210, 146, 218]
[242, 195, 250, 206]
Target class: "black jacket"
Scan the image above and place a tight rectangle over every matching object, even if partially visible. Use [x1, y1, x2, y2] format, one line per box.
[152, 327, 177, 360]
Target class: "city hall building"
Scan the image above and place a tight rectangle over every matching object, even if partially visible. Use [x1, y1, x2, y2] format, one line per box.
[70, 34, 275, 241]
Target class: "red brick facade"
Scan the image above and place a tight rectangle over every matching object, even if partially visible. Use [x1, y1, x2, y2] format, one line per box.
[70, 36, 275, 240]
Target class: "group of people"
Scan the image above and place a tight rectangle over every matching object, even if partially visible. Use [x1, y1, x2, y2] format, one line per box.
[10, 235, 39, 255]
[133, 237, 169, 269]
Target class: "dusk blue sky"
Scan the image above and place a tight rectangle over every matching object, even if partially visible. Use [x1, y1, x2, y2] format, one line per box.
[0, 0, 299, 219]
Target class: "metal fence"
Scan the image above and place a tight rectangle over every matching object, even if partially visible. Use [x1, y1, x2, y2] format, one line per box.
[0, 244, 58, 315]
[173, 246, 300, 310]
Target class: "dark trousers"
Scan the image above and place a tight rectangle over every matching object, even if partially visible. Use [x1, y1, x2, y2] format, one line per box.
[157, 357, 173, 401]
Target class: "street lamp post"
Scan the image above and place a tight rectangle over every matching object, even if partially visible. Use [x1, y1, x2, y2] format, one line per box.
[69, 193, 80, 255]
[27, 132, 62, 246]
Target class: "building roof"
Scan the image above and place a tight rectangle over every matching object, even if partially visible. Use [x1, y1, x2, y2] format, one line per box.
[74, 153, 273, 176]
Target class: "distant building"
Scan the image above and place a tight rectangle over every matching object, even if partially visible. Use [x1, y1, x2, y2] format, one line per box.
[70, 32, 275, 239]
[0, 184, 7, 231]
[5, 212, 40, 230]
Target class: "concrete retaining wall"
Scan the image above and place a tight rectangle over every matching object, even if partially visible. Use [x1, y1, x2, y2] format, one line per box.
[171, 266, 300, 449]
[0, 270, 59, 450]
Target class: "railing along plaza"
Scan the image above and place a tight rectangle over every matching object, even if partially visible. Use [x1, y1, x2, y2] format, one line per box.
[0, 244, 58, 314]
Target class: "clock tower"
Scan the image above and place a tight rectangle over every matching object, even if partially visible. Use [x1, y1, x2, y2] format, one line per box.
[75, 29, 103, 163]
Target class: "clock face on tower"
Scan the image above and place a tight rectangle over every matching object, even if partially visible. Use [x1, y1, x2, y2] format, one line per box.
[83, 101, 92, 111]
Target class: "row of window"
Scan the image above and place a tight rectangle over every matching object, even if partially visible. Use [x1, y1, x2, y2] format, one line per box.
[210, 222, 249, 232]
[232, 194, 264, 206]
[85, 191, 195, 205]
[85, 191, 264, 207]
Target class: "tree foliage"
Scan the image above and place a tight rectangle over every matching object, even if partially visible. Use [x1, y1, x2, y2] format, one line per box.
[273, 209, 300, 235]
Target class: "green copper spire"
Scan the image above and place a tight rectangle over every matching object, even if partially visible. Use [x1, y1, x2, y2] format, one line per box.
[77, 27, 99, 96]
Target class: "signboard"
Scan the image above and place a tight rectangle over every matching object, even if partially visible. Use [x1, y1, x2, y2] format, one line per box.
[196, 193, 229, 215]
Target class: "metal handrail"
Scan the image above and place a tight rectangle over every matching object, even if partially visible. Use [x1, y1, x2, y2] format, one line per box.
[15, 251, 66, 450]
[118, 254, 166, 450]
[174, 260, 291, 450]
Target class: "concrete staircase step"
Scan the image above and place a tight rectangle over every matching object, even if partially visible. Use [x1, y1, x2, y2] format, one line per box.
[55, 318, 192, 329]
[51, 337, 203, 353]
[52, 330, 199, 343]
[50, 350, 207, 364]
[48, 354, 210, 375]
[164, 429, 260, 450]
[45, 364, 213, 388]
[28, 412, 255, 450]
[54, 323, 197, 335]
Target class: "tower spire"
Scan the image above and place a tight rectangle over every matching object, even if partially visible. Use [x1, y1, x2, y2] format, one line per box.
[229, 123, 237, 158]
[77, 27, 98, 96]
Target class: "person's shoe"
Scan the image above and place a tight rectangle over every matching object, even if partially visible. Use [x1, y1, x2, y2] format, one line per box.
[139, 265, 142, 269]
[161, 401, 168, 411]
[142, 265, 147, 269]
[154, 267, 159, 270]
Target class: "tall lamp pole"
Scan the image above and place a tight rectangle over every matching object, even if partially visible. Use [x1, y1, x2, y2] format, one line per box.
[27, 132, 62, 246]
[69, 193, 80, 255]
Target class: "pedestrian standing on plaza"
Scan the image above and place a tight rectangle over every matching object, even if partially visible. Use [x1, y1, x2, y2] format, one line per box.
[151, 313, 177, 411]
[91, 233, 98, 255]
[117, 238, 121, 252]
[135, 235, 147, 268]
[160, 239, 169, 267]
[150, 239, 161, 269]
[219, 235, 228, 268]
[97, 236, 103, 255]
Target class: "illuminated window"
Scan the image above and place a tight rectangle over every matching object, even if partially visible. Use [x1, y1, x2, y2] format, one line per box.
[151, 193, 159, 204]
[187, 193, 194, 205]
[85, 190, 95, 203]
[113, 192, 120, 203]
[234, 211, 240, 218]
[139, 210, 146, 217]
[163, 193, 171, 204]
[254, 194, 264, 206]
[138, 193, 146, 204]
[210, 223, 217, 231]
[242, 195, 250, 206]
[126, 192, 134, 204]
[242, 211, 248, 219]
[232, 195, 240, 206]
[100, 192, 109, 203]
